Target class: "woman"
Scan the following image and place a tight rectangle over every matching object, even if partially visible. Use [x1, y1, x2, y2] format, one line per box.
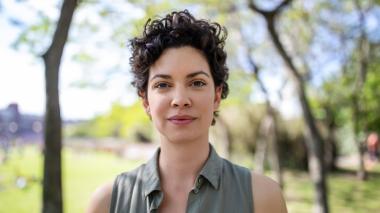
[87, 10, 287, 213]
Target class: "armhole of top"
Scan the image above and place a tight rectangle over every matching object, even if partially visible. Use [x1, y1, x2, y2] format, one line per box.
[109, 175, 120, 213]
[249, 171, 255, 213]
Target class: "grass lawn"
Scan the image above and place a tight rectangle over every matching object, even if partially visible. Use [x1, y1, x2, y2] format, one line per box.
[283, 165, 380, 213]
[0, 145, 143, 213]
[1, 145, 380, 212]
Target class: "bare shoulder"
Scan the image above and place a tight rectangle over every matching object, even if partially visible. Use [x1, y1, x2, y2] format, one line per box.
[86, 181, 114, 213]
[251, 171, 287, 213]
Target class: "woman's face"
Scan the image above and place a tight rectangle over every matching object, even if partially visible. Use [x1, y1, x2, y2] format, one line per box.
[143, 46, 222, 144]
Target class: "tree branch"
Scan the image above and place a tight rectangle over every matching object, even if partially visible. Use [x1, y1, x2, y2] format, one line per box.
[248, 0, 293, 18]
[248, 0, 267, 15]
[275, 0, 293, 13]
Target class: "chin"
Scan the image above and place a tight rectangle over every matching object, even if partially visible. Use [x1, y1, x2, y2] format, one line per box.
[160, 131, 205, 144]
[167, 134, 200, 144]
[155, 122, 210, 144]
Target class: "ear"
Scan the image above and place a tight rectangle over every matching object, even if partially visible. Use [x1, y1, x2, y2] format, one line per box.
[140, 92, 150, 112]
[214, 86, 222, 110]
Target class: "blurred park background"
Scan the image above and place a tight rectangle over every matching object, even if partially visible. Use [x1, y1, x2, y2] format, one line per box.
[1, 0, 380, 212]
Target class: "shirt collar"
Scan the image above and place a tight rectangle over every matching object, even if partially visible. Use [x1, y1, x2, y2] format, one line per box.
[198, 144, 223, 190]
[142, 143, 223, 197]
[143, 148, 161, 197]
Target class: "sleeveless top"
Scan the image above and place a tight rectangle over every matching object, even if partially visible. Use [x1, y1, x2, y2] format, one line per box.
[110, 144, 254, 213]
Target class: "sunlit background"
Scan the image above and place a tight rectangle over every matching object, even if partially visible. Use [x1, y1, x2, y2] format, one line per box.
[1, 0, 380, 212]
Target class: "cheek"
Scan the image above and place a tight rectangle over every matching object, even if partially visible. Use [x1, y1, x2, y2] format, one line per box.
[148, 95, 169, 116]
[197, 92, 216, 112]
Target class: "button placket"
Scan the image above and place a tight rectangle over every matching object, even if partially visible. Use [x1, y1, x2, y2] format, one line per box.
[193, 177, 204, 194]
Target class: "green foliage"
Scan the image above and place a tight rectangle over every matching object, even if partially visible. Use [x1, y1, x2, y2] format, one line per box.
[223, 69, 256, 106]
[361, 59, 380, 132]
[219, 103, 265, 151]
[71, 51, 96, 63]
[67, 101, 152, 142]
[277, 117, 308, 169]
[218, 102, 308, 169]
[12, 11, 54, 54]
[341, 43, 380, 134]
[283, 2, 313, 48]
[128, 0, 180, 37]
[310, 74, 351, 128]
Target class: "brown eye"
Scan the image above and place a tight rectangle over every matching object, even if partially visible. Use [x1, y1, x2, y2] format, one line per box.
[154, 82, 171, 89]
[191, 80, 206, 88]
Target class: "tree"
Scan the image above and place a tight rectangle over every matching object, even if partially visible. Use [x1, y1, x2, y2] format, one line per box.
[42, 0, 78, 212]
[244, 43, 284, 188]
[311, 91, 339, 172]
[317, 0, 380, 180]
[215, 115, 234, 159]
[248, 1, 329, 212]
[350, 0, 371, 180]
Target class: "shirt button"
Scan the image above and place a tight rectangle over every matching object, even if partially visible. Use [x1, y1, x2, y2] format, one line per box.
[198, 178, 203, 184]
[196, 177, 203, 188]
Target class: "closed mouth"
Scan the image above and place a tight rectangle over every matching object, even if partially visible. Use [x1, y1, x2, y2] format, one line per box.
[168, 115, 196, 125]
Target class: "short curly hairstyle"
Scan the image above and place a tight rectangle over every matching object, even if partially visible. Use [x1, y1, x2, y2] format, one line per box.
[129, 10, 229, 125]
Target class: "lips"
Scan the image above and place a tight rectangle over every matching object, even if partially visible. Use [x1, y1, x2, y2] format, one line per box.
[168, 115, 196, 125]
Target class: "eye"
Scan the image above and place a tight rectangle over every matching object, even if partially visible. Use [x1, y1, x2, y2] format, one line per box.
[190, 80, 207, 88]
[153, 82, 171, 89]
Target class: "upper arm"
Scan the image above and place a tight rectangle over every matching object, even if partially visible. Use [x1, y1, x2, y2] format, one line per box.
[251, 172, 287, 213]
[86, 181, 114, 213]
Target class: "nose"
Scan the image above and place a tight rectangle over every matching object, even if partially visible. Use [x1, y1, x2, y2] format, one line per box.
[170, 87, 192, 108]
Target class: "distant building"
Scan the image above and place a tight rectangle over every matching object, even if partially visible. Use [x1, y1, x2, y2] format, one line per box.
[0, 103, 43, 143]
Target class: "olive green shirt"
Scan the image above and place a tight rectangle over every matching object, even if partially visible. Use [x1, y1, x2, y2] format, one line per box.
[110, 145, 253, 213]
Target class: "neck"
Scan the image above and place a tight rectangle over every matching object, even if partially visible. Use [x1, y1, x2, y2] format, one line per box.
[158, 137, 210, 183]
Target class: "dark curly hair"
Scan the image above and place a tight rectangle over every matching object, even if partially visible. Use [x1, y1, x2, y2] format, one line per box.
[129, 10, 229, 124]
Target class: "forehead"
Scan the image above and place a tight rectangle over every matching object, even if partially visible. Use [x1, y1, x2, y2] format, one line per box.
[149, 46, 211, 77]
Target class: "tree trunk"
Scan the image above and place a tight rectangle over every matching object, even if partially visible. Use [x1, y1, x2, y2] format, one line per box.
[256, 112, 284, 188]
[267, 109, 284, 188]
[325, 126, 338, 172]
[352, 0, 369, 181]
[254, 119, 268, 174]
[248, 1, 329, 212]
[324, 107, 338, 172]
[217, 116, 233, 159]
[42, 0, 77, 213]
[353, 95, 367, 180]
[357, 141, 367, 180]
[243, 33, 284, 187]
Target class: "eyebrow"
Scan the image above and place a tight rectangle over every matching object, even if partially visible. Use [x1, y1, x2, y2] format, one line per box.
[150, 71, 210, 81]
